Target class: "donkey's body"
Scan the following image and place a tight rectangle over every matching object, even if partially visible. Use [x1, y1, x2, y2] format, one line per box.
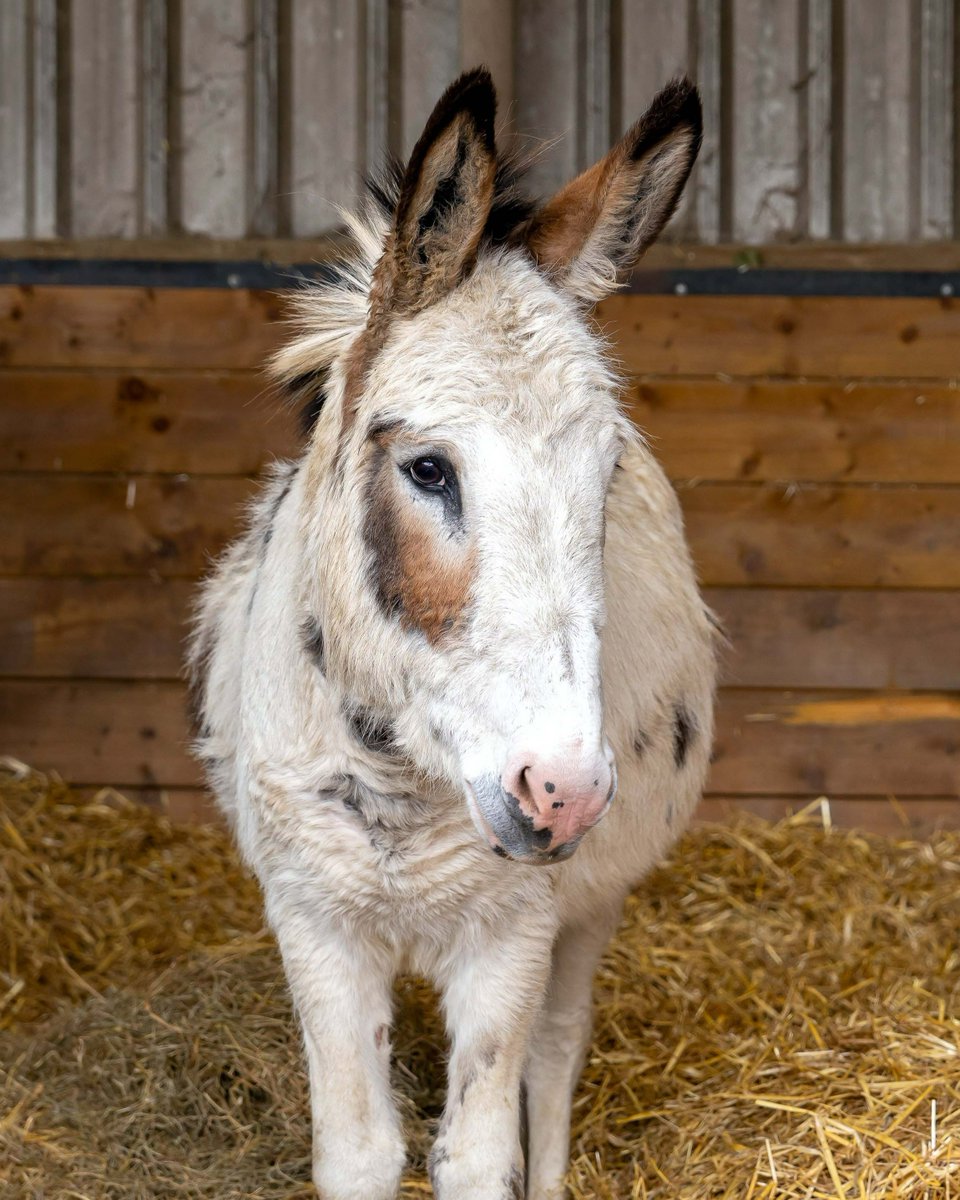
[191, 70, 716, 1200]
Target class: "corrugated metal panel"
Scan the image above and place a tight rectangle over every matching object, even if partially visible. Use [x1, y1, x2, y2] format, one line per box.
[1, 0, 957, 244]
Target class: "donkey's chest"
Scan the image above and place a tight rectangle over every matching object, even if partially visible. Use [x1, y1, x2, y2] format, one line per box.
[257, 780, 521, 942]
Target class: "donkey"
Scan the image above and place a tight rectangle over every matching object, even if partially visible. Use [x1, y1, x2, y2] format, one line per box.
[190, 68, 716, 1200]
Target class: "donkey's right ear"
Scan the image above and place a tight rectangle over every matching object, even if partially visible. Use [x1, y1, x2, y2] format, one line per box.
[524, 78, 702, 304]
[372, 68, 498, 322]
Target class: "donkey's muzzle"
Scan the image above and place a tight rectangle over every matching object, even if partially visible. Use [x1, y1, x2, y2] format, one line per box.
[467, 758, 615, 865]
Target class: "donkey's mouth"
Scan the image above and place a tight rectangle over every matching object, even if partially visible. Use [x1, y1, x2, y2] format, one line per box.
[464, 777, 584, 866]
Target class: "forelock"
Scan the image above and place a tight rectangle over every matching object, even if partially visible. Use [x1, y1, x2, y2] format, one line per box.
[270, 150, 538, 434]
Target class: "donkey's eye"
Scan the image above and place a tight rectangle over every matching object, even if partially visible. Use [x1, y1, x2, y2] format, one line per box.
[409, 457, 446, 490]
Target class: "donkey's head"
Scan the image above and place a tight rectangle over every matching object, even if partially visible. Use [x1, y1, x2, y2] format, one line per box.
[276, 69, 701, 864]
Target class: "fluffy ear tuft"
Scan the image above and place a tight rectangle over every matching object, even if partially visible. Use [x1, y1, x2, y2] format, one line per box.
[525, 77, 702, 303]
[372, 67, 498, 322]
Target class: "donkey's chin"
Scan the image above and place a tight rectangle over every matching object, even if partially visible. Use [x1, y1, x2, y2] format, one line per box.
[463, 778, 584, 867]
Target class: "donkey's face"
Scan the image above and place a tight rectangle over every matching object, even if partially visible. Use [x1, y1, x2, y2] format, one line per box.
[359, 259, 626, 861]
[282, 69, 701, 864]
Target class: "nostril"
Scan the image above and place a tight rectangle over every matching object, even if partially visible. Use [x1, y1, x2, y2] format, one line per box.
[513, 765, 534, 806]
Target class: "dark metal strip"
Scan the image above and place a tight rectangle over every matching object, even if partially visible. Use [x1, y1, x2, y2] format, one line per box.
[0, 258, 958, 297]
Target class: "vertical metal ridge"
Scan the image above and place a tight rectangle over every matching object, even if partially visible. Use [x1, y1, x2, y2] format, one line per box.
[365, 0, 389, 173]
[165, 0, 182, 233]
[30, 0, 59, 237]
[141, 0, 168, 235]
[608, 0, 623, 138]
[274, 0, 291, 236]
[828, 0, 844, 239]
[692, 0, 722, 242]
[251, 0, 280, 235]
[800, 0, 833, 239]
[578, 0, 612, 168]
[918, 0, 954, 238]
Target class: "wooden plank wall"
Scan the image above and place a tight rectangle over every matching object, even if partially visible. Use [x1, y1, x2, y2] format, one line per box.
[0, 0, 957, 243]
[1, 284, 958, 833]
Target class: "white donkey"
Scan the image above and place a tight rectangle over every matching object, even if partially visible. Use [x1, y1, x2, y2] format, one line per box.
[190, 68, 716, 1200]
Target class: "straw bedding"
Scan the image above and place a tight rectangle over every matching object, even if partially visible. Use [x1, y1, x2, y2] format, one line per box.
[1, 759, 957, 1198]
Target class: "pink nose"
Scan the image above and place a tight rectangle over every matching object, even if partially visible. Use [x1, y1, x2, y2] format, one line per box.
[502, 749, 615, 850]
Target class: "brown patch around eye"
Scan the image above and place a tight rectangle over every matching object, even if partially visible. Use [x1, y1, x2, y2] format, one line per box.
[363, 444, 474, 643]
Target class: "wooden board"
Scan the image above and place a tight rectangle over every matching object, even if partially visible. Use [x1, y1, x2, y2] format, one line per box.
[7, 372, 960, 484]
[626, 379, 960, 484]
[3, 680, 957, 797]
[697, 796, 960, 836]
[601, 294, 960, 379]
[709, 588, 960, 691]
[4, 579, 959, 693]
[7, 289, 960, 379]
[6, 474, 957, 587]
[0, 287, 286, 369]
[681, 483, 960, 588]
[0, 475, 256, 578]
[711, 690, 960, 797]
[1, 370, 298, 473]
[0, 679, 204, 787]
[0, 577, 195, 679]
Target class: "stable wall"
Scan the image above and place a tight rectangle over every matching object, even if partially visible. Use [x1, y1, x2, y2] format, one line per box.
[1, 282, 958, 832]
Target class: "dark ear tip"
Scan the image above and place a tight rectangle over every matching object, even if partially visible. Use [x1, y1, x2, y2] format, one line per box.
[667, 76, 703, 131]
[432, 65, 498, 146]
[629, 76, 703, 163]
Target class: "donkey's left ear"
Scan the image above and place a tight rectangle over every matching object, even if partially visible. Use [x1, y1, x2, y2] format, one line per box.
[373, 67, 498, 320]
[525, 78, 702, 303]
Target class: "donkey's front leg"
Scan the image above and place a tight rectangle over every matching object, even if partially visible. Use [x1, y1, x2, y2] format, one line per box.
[524, 909, 621, 1200]
[266, 893, 404, 1200]
[430, 926, 554, 1200]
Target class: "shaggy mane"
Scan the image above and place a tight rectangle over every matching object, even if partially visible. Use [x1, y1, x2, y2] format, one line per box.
[273, 151, 537, 436]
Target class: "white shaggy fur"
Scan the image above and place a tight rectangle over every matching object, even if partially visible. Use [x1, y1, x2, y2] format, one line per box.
[191, 76, 716, 1200]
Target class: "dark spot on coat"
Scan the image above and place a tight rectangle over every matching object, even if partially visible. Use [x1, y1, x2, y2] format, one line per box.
[301, 616, 325, 672]
[259, 472, 295, 561]
[673, 703, 695, 768]
[551, 800, 563, 809]
[504, 1165, 524, 1199]
[544, 780, 555, 793]
[287, 366, 330, 435]
[492, 844, 508, 857]
[340, 788, 362, 817]
[634, 729, 649, 756]
[151, 415, 171, 433]
[428, 1141, 450, 1184]
[457, 1064, 477, 1108]
[347, 704, 397, 755]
